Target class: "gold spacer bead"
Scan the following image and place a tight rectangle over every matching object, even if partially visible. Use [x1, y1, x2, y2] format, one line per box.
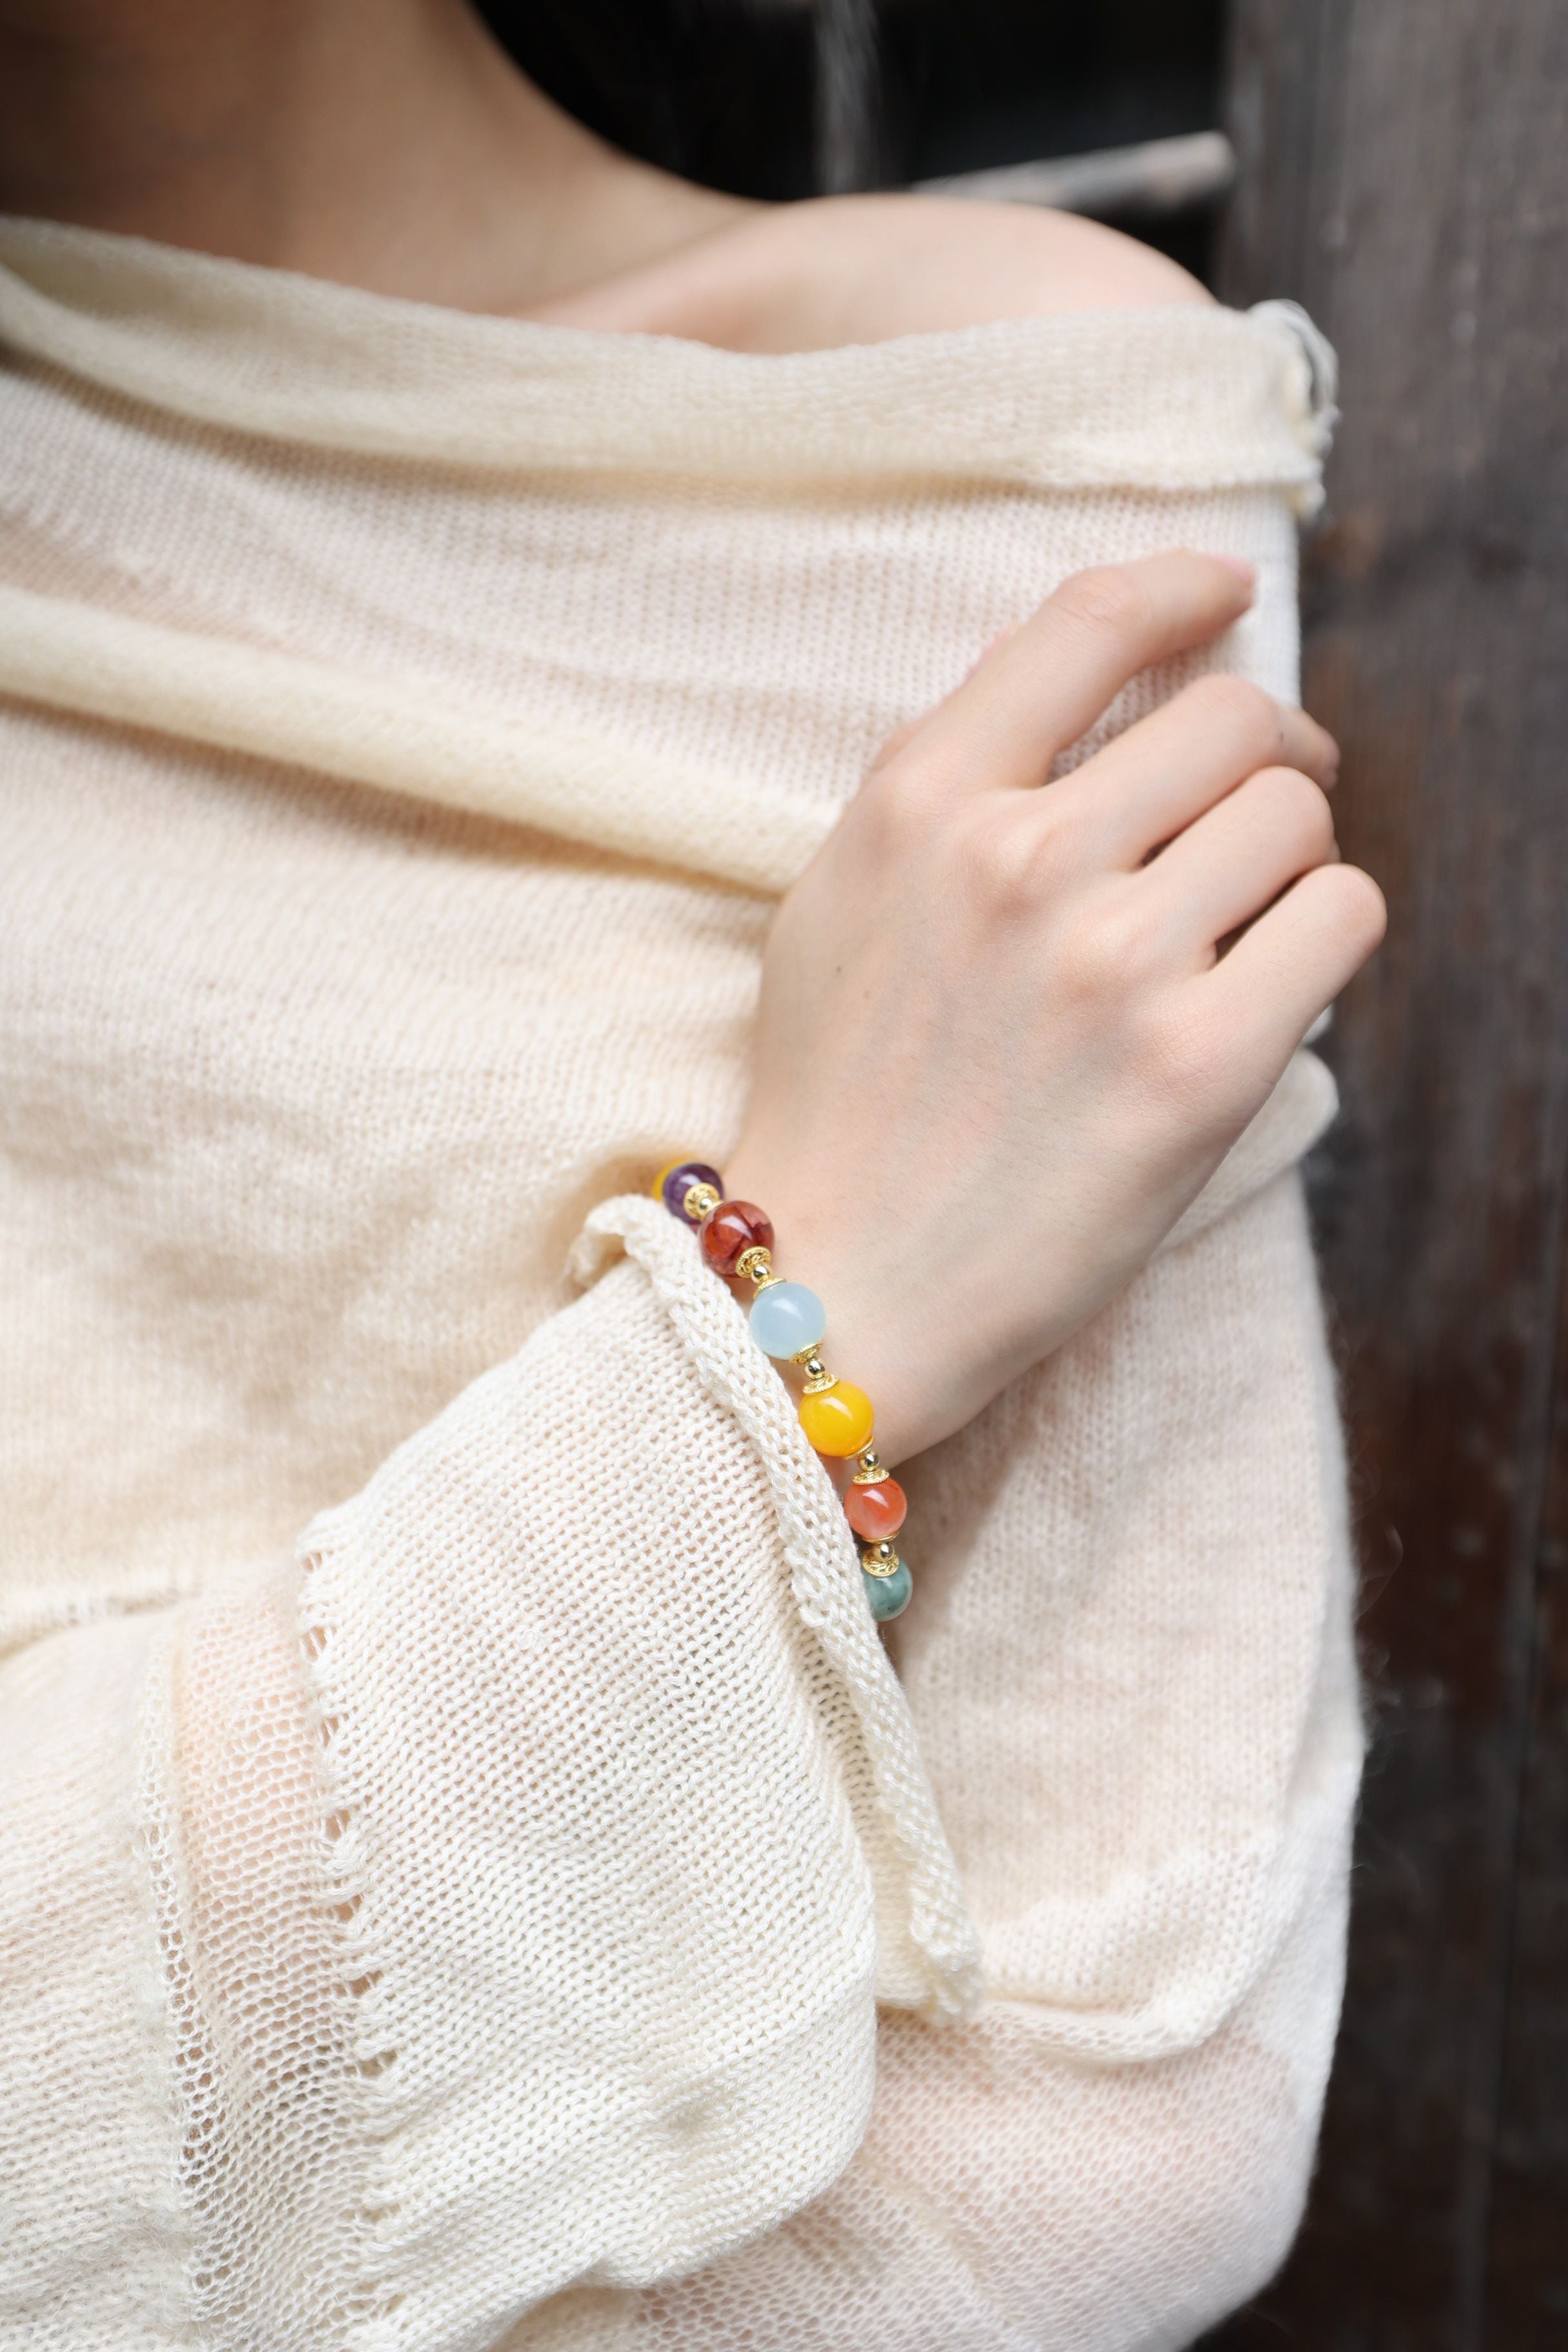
[802, 1361, 839, 1395]
[852, 1451, 885, 1485]
[860, 1542, 902, 1578]
[734, 1245, 773, 1283]
[681, 1181, 720, 1222]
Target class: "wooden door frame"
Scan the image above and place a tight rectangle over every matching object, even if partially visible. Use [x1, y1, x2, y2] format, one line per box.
[1206, 5, 1568, 2344]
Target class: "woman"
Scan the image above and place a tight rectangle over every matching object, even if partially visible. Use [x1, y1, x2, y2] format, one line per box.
[0, 3, 1384, 2347]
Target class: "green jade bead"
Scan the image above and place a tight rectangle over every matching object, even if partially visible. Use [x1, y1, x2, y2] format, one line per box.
[749, 1280, 827, 1359]
[863, 1559, 913, 1622]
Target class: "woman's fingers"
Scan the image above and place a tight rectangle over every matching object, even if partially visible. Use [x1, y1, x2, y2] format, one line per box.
[1057, 672, 1339, 867]
[1203, 859, 1387, 1064]
[893, 551, 1257, 799]
[1141, 764, 1339, 952]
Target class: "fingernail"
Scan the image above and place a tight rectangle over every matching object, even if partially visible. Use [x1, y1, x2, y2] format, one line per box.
[1210, 555, 1257, 587]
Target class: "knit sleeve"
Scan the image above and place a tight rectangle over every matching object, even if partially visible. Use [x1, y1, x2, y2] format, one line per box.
[593, 1158, 1362, 2351]
[0, 1207, 977, 2351]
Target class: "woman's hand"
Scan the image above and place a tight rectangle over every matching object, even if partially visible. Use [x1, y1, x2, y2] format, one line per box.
[724, 551, 1385, 1465]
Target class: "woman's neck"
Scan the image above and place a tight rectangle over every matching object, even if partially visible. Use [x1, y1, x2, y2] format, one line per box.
[0, 0, 752, 311]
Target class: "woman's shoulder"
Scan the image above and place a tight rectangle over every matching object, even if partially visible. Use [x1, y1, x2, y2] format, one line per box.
[725, 193, 1214, 351]
[525, 187, 1213, 354]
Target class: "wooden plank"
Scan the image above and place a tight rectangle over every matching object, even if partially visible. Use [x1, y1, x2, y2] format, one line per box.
[1204, 1, 1568, 2345]
[1489, 1261, 1568, 2342]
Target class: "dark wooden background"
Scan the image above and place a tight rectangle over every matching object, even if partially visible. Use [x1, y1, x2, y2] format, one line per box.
[1202, 4, 1568, 2344]
[502, 1, 1568, 2336]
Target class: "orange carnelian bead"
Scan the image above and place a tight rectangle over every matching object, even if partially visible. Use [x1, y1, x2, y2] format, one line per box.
[843, 1476, 906, 1542]
[799, 1381, 875, 1458]
[700, 1199, 774, 1275]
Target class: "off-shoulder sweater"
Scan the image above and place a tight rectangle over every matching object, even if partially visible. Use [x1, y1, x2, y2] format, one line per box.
[0, 216, 1358, 2352]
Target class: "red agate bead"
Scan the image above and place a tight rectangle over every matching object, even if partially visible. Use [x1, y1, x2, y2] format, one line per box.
[700, 1199, 774, 1275]
[843, 1477, 907, 1542]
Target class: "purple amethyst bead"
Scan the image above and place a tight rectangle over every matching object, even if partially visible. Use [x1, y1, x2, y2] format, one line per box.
[658, 1160, 724, 1222]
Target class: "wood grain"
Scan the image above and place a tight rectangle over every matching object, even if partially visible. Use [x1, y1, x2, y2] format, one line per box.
[1203, 2, 1568, 2345]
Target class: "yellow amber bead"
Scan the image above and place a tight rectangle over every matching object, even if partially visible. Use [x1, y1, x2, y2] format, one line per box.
[799, 1380, 875, 1457]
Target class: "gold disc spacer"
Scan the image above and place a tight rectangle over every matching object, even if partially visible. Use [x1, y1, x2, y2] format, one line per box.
[860, 1542, 902, 1578]
[681, 1181, 720, 1222]
[735, 1245, 773, 1283]
[802, 1362, 839, 1395]
[852, 1451, 885, 1485]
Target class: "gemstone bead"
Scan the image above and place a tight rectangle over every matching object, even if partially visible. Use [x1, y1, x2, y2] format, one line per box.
[749, 1281, 827, 1360]
[658, 1161, 724, 1222]
[863, 1560, 912, 1621]
[799, 1379, 874, 1457]
[700, 1199, 775, 1275]
[843, 1476, 906, 1542]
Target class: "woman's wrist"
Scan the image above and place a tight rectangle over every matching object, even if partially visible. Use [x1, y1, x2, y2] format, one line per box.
[718, 1151, 935, 1466]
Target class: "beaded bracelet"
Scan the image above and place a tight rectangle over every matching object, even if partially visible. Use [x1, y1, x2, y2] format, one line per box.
[653, 1158, 912, 1622]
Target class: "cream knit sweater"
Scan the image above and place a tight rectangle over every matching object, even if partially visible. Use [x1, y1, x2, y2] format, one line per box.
[0, 217, 1358, 2352]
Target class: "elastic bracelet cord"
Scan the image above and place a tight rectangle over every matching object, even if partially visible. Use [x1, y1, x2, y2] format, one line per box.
[652, 1159, 912, 1623]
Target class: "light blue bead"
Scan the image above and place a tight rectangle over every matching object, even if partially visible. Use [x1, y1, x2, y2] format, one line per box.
[863, 1561, 912, 1622]
[749, 1280, 827, 1360]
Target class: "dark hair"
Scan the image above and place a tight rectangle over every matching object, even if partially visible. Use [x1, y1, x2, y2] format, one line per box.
[478, 0, 1228, 261]
[476, 2, 825, 200]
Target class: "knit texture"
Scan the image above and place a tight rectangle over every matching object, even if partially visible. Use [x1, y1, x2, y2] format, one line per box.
[0, 217, 1358, 2352]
